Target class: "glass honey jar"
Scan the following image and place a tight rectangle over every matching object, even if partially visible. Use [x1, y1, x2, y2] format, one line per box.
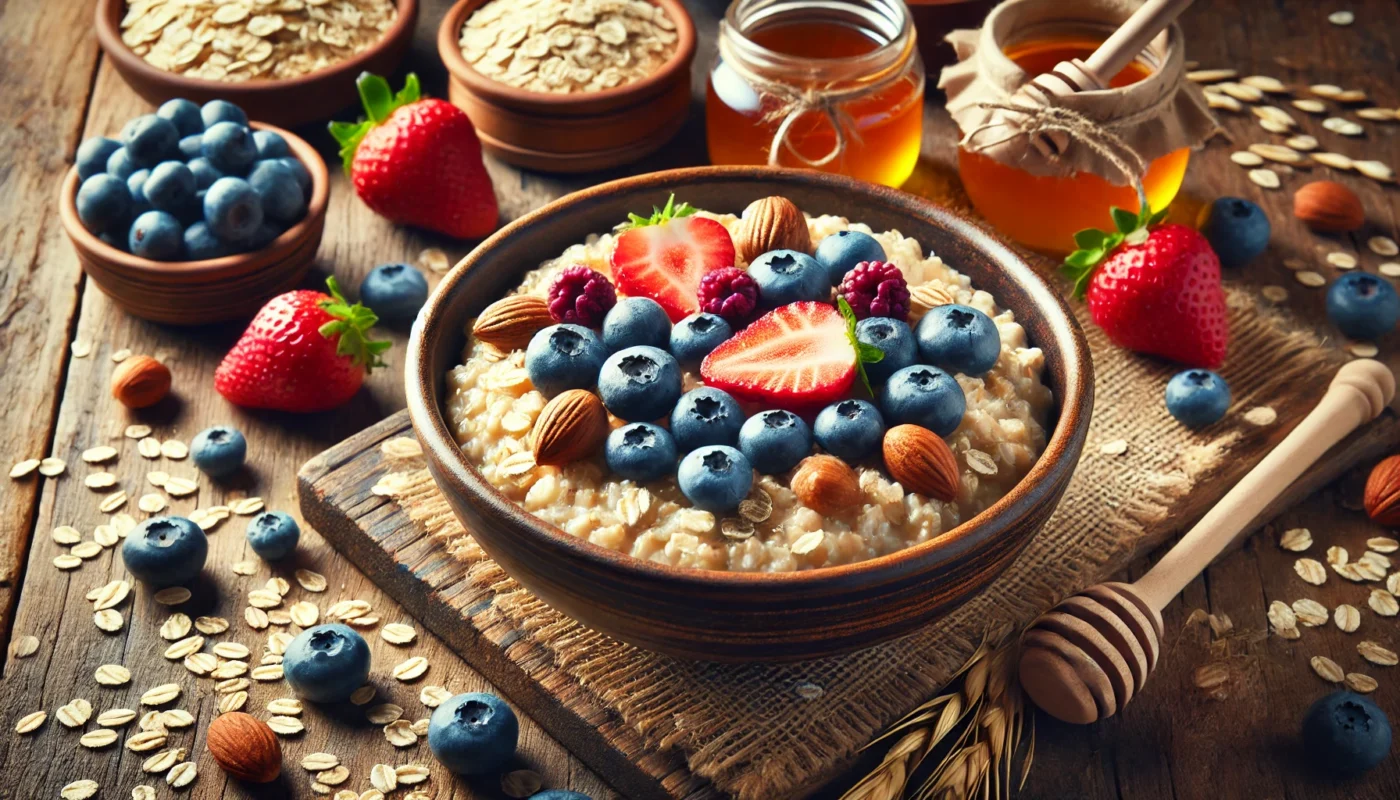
[706, 0, 926, 188]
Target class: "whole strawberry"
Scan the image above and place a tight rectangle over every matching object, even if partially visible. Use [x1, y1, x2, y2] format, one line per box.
[215, 277, 390, 413]
[1064, 206, 1229, 368]
[330, 73, 498, 238]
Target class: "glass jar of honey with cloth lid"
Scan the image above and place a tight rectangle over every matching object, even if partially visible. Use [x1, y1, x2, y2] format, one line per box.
[706, 0, 925, 188]
[939, 0, 1217, 254]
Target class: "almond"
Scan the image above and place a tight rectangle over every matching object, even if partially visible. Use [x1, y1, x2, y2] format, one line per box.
[735, 196, 811, 264]
[790, 455, 862, 516]
[1293, 181, 1365, 232]
[472, 295, 553, 351]
[531, 389, 609, 466]
[111, 355, 171, 409]
[883, 425, 959, 502]
[1365, 455, 1400, 526]
[206, 711, 281, 783]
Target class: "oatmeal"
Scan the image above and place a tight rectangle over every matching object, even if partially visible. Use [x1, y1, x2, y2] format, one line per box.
[446, 208, 1052, 572]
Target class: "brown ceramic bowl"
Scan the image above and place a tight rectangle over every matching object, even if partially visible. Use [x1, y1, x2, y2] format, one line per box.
[59, 122, 330, 325]
[437, 0, 696, 172]
[95, 0, 418, 129]
[406, 167, 1093, 662]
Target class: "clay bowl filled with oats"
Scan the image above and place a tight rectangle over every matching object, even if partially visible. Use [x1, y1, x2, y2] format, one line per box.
[408, 167, 1092, 662]
[437, 0, 695, 172]
[96, 0, 418, 128]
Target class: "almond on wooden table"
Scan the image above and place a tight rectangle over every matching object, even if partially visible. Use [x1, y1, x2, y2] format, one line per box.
[110, 355, 171, 409]
[1293, 181, 1365, 233]
[207, 712, 281, 782]
[471, 294, 553, 351]
[1364, 455, 1400, 526]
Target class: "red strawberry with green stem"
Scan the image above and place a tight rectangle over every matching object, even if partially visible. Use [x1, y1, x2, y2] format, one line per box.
[700, 298, 884, 410]
[610, 195, 736, 322]
[1064, 205, 1229, 368]
[330, 73, 498, 239]
[214, 277, 390, 413]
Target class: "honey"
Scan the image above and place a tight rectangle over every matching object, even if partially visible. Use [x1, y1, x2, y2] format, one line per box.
[958, 38, 1191, 254]
[706, 0, 925, 188]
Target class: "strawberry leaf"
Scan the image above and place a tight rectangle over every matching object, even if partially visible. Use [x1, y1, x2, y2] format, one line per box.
[618, 193, 698, 230]
[1073, 228, 1107, 251]
[1062, 202, 1163, 299]
[837, 296, 883, 396]
[317, 276, 390, 374]
[328, 73, 424, 174]
[1111, 207, 1139, 234]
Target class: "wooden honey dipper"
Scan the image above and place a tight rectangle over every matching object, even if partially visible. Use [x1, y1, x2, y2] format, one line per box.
[1019, 359, 1396, 725]
[1010, 0, 1196, 157]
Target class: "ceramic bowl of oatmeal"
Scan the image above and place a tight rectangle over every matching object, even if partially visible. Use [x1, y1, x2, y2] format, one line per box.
[436, 0, 696, 172]
[95, 0, 418, 128]
[407, 167, 1092, 661]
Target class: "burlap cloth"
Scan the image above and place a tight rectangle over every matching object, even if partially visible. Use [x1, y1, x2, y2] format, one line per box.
[382, 279, 1342, 798]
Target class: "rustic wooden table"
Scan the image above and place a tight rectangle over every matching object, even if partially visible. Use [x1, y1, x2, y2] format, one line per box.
[1, 0, 1398, 798]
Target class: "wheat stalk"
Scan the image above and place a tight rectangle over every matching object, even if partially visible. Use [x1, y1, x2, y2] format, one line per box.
[840, 634, 1034, 800]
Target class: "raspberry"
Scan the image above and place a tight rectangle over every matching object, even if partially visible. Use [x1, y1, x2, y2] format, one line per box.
[838, 261, 909, 320]
[547, 265, 616, 326]
[697, 267, 759, 324]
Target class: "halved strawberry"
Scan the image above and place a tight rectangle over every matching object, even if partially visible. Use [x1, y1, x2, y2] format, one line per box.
[610, 195, 735, 322]
[701, 300, 883, 410]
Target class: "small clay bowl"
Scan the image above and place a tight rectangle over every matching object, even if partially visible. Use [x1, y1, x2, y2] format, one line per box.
[437, 0, 696, 173]
[94, 0, 419, 129]
[59, 122, 329, 326]
[407, 167, 1094, 662]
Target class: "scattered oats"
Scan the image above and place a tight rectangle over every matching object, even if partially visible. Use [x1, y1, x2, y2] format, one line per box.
[295, 569, 328, 592]
[93, 524, 118, 548]
[159, 613, 192, 640]
[160, 709, 194, 729]
[81, 728, 120, 748]
[290, 601, 320, 627]
[232, 560, 257, 576]
[252, 664, 284, 681]
[1367, 537, 1400, 555]
[1295, 270, 1327, 287]
[154, 586, 191, 606]
[370, 764, 398, 793]
[267, 631, 294, 655]
[82, 445, 118, 463]
[267, 698, 302, 716]
[1242, 75, 1288, 93]
[1327, 10, 1354, 25]
[248, 589, 282, 609]
[1350, 342, 1380, 358]
[1292, 98, 1327, 114]
[140, 683, 181, 706]
[53, 525, 83, 545]
[160, 439, 188, 459]
[328, 599, 372, 621]
[127, 730, 169, 752]
[409, 718, 429, 736]
[1366, 237, 1400, 258]
[1229, 150, 1265, 167]
[1358, 640, 1399, 666]
[71, 541, 103, 559]
[1247, 168, 1281, 189]
[1261, 285, 1288, 303]
[133, 786, 156, 800]
[302, 753, 340, 771]
[125, 424, 152, 439]
[1292, 598, 1329, 626]
[1328, 546, 1349, 567]
[96, 664, 132, 686]
[1311, 84, 1344, 98]
[1369, 589, 1399, 617]
[1193, 661, 1230, 691]
[1187, 68, 1237, 82]
[1284, 134, 1319, 151]
[1335, 604, 1362, 632]
[12, 634, 39, 658]
[1243, 406, 1278, 425]
[1208, 612, 1234, 638]
[501, 769, 544, 798]
[392, 656, 429, 681]
[141, 747, 183, 772]
[267, 715, 304, 735]
[209, 659, 248, 680]
[1311, 151, 1355, 170]
[15, 711, 46, 734]
[396, 763, 430, 784]
[245, 607, 270, 629]
[1391, 573, 1400, 595]
[381, 623, 417, 645]
[230, 497, 265, 515]
[94, 609, 125, 632]
[9, 458, 40, 478]
[61, 780, 100, 800]
[366, 704, 404, 725]
[1355, 161, 1396, 182]
[1323, 116, 1365, 136]
[1203, 88, 1242, 112]
[216, 677, 251, 695]
[189, 506, 230, 531]
[1218, 81, 1264, 102]
[1342, 672, 1378, 695]
[53, 553, 83, 570]
[317, 765, 351, 786]
[217, 691, 248, 714]
[1311, 655, 1345, 683]
[420, 685, 451, 708]
[138, 438, 162, 458]
[40, 457, 68, 477]
[91, 580, 132, 610]
[164, 635, 205, 660]
[267, 576, 291, 596]
[1327, 251, 1359, 269]
[58, 699, 93, 728]
[84, 472, 118, 489]
[381, 437, 424, 459]
[1295, 558, 1327, 585]
[166, 761, 197, 788]
[348, 615, 379, 627]
[267, 609, 293, 626]
[110, 512, 136, 537]
[164, 476, 198, 497]
[419, 247, 450, 273]
[97, 708, 137, 727]
[191, 616, 229, 636]
[1249, 143, 1304, 164]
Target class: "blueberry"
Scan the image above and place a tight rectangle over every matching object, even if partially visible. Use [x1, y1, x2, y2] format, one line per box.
[247, 159, 306, 223]
[283, 624, 371, 703]
[245, 511, 301, 561]
[815, 230, 887, 287]
[738, 410, 812, 474]
[121, 516, 208, 587]
[184, 222, 228, 261]
[677, 445, 753, 512]
[157, 98, 204, 137]
[605, 422, 678, 482]
[178, 134, 204, 161]
[77, 137, 122, 180]
[670, 387, 743, 453]
[121, 114, 179, 167]
[203, 177, 263, 242]
[242, 221, 286, 251]
[106, 147, 137, 180]
[598, 345, 682, 422]
[529, 792, 593, 800]
[1197, 197, 1270, 268]
[813, 399, 886, 462]
[602, 297, 671, 351]
[748, 250, 829, 307]
[201, 99, 248, 129]
[126, 169, 151, 210]
[1302, 691, 1391, 777]
[358, 263, 429, 325]
[1327, 273, 1400, 340]
[190, 425, 247, 477]
[76, 174, 131, 236]
[201, 121, 257, 174]
[856, 317, 917, 384]
[428, 693, 519, 775]
[249, 129, 289, 159]
[128, 210, 183, 260]
[915, 304, 1001, 376]
[187, 157, 222, 190]
[1164, 369, 1231, 427]
[524, 324, 607, 397]
[143, 161, 197, 215]
[879, 365, 966, 436]
[669, 312, 732, 366]
[278, 157, 312, 193]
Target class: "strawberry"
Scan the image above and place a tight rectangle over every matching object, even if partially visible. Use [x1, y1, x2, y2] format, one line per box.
[610, 195, 735, 322]
[330, 73, 498, 239]
[1064, 206, 1229, 369]
[215, 277, 390, 413]
[700, 299, 884, 410]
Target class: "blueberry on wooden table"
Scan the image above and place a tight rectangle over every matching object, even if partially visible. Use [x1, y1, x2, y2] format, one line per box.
[428, 692, 519, 775]
[668, 312, 732, 366]
[524, 324, 608, 398]
[121, 516, 208, 587]
[1302, 691, 1392, 776]
[605, 422, 677, 483]
[915, 303, 1002, 377]
[677, 445, 753, 513]
[602, 296, 672, 351]
[1327, 273, 1400, 341]
[191, 425, 247, 478]
[815, 229, 887, 288]
[1165, 369, 1231, 428]
[669, 387, 743, 453]
[814, 399, 886, 462]
[738, 409, 812, 475]
[359, 263, 429, 325]
[597, 345, 682, 422]
[245, 511, 300, 561]
[1197, 197, 1270, 268]
[283, 624, 371, 703]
